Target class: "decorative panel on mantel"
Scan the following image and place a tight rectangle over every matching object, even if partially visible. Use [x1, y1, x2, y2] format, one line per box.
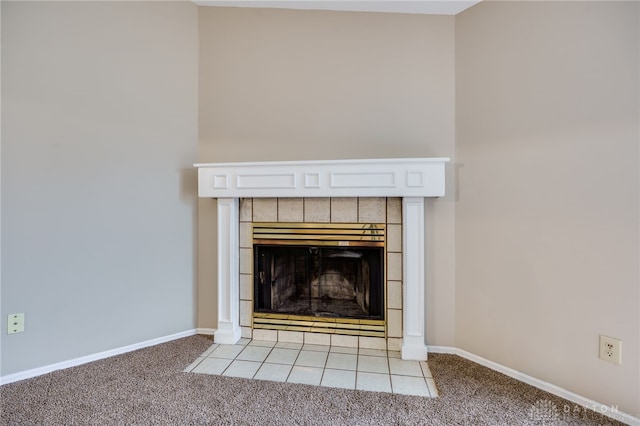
[195, 158, 449, 199]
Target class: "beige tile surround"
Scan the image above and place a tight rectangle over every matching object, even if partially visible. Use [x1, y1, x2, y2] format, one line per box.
[239, 197, 403, 352]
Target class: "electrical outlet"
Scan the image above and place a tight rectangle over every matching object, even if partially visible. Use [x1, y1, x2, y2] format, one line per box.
[599, 335, 621, 365]
[7, 313, 25, 334]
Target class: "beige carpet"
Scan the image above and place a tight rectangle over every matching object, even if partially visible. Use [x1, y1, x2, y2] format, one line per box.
[0, 335, 623, 425]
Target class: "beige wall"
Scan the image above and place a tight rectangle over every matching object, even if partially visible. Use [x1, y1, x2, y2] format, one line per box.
[456, 1, 639, 415]
[198, 7, 454, 162]
[197, 7, 457, 344]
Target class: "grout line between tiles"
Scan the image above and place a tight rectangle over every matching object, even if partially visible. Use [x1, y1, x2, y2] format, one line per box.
[284, 346, 302, 383]
[318, 346, 330, 386]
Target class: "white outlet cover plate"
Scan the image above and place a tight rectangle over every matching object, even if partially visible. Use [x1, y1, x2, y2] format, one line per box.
[7, 313, 25, 334]
[599, 335, 622, 365]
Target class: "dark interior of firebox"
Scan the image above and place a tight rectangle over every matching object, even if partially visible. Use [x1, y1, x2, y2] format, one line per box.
[254, 245, 384, 320]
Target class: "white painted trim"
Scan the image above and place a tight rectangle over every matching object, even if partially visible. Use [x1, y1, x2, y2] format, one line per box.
[401, 197, 428, 361]
[425, 345, 457, 354]
[213, 198, 242, 345]
[427, 345, 640, 426]
[0, 329, 197, 386]
[195, 158, 449, 198]
[196, 328, 217, 335]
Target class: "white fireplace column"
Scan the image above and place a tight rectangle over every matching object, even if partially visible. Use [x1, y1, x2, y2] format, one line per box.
[401, 197, 428, 359]
[213, 198, 241, 344]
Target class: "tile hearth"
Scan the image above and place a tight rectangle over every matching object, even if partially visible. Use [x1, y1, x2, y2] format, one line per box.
[184, 339, 438, 397]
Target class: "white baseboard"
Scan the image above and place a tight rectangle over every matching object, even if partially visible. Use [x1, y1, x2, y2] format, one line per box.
[196, 327, 216, 335]
[0, 329, 197, 386]
[428, 345, 639, 426]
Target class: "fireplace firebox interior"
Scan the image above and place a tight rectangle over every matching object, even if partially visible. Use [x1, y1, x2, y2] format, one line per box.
[254, 245, 384, 320]
[252, 222, 386, 325]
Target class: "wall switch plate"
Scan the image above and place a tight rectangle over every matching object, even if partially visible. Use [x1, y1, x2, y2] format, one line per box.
[8, 313, 25, 334]
[599, 335, 621, 365]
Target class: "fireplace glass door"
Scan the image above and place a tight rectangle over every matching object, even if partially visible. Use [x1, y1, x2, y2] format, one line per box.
[254, 245, 384, 320]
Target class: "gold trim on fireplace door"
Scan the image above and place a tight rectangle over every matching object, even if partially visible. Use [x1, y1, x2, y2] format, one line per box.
[253, 222, 385, 247]
[253, 313, 385, 338]
[251, 222, 387, 338]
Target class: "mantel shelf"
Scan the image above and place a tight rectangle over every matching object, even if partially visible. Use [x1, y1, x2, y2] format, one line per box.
[195, 157, 449, 198]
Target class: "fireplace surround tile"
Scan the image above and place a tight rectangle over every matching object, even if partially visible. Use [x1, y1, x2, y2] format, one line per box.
[244, 196, 402, 349]
[387, 197, 402, 224]
[387, 224, 402, 253]
[358, 348, 387, 357]
[253, 198, 278, 222]
[387, 338, 402, 352]
[302, 344, 331, 352]
[358, 197, 386, 223]
[239, 248, 252, 274]
[331, 334, 358, 348]
[359, 336, 386, 350]
[239, 301, 252, 327]
[330, 346, 358, 354]
[276, 342, 303, 350]
[303, 198, 330, 222]
[387, 308, 403, 338]
[239, 274, 252, 301]
[239, 223, 252, 248]
[330, 197, 358, 222]
[387, 280, 402, 310]
[304, 332, 331, 346]
[277, 198, 303, 222]
[387, 252, 403, 281]
[252, 329, 278, 341]
[277, 330, 304, 344]
[249, 339, 276, 347]
[239, 198, 252, 222]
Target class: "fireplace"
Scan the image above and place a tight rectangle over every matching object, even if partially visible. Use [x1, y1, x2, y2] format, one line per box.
[252, 222, 386, 336]
[195, 158, 449, 360]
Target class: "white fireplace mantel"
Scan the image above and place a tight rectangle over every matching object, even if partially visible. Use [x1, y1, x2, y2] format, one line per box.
[195, 157, 449, 198]
[195, 157, 450, 360]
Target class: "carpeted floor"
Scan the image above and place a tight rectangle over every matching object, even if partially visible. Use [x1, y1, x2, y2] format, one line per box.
[0, 335, 624, 425]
